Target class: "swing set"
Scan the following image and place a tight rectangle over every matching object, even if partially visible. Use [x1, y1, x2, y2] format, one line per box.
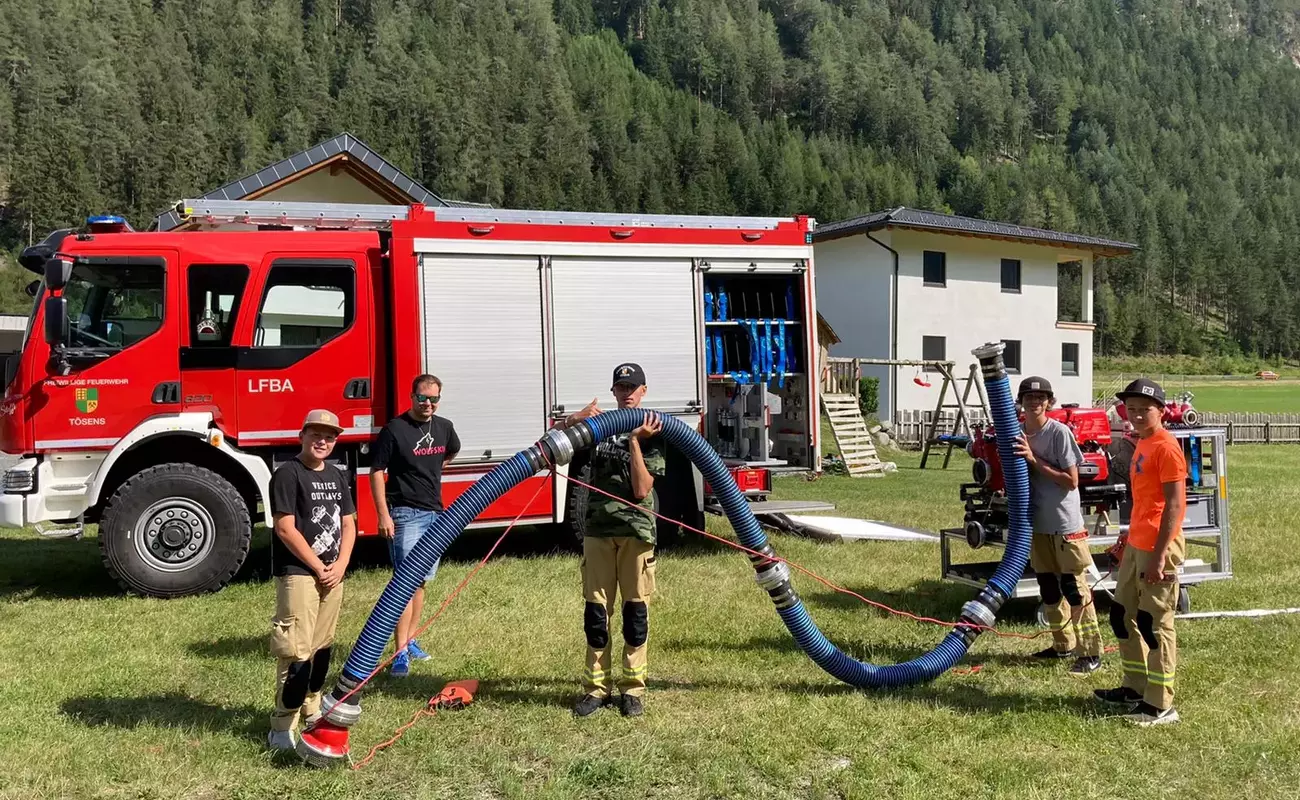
[856, 358, 991, 469]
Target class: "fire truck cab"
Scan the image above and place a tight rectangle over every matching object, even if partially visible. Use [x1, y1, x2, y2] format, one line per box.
[1, 201, 826, 597]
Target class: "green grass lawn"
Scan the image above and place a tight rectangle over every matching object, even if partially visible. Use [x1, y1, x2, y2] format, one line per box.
[1174, 381, 1300, 414]
[2, 448, 1299, 799]
[1095, 377, 1300, 414]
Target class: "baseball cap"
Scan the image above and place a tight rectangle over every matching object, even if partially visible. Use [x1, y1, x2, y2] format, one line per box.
[1115, 378, 1166, 408]
[302, 408, 345, 434]
[611, 362, 646, 389]
[1017, 376, 1054, 401]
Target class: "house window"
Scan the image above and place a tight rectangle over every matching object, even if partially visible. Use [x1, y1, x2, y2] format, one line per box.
[1058, 261, 1083, 322]
[1001, 259, 1021, 293]
[923, 251, 946, 286]
[1062, 342, 1080, 376]
[254, 261, 355, 348]
[1001, 339, 1021, 374]
[922, 335, 946, 372]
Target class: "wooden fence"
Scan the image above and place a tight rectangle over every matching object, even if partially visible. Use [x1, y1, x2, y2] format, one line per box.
[889, 409, 1300, 447]
[892, 409, 990, 449]
[1197, 412, 1300, 444]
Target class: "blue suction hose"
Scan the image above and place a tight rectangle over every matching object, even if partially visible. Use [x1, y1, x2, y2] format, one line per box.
[318, 342, 1029, 728]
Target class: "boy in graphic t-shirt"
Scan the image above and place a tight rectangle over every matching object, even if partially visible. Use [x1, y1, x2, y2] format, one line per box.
[1094, 378, 1186, 726]
[266, 409, 357, 751]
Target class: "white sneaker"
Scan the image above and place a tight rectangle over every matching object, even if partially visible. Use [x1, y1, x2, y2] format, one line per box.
[1124, 703, 1180, 726]
[267, 729, 296, 751]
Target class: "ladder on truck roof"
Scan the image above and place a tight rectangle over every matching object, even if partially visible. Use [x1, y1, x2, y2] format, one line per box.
[173, 199, 803, 231]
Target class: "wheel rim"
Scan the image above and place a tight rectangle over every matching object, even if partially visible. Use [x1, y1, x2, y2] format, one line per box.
[134, 497, 217, 573]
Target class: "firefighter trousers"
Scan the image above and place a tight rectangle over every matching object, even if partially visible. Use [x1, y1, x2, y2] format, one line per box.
[1114, 537, 1184, 710]
[1030, 531, 1103, 658]
[269, 574, 343, 732]
[581, 536, 656, 698]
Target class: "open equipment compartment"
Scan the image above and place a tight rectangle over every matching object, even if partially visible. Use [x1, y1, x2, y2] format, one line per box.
[701, 264, 813, 475]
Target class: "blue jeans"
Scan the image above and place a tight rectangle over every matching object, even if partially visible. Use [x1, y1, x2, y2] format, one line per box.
[388, 506, 441, 583]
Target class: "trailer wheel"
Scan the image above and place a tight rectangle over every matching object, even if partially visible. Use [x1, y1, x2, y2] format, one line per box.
[99, 463, 251, 598]
[1176, 586, 1191, 614]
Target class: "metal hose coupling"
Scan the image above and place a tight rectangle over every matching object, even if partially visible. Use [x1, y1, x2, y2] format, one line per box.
[972, 341, 1007, 381]
[534, 421, 596, 468]
[956, 585, 1009, 645]
[319, 672, 364, 727]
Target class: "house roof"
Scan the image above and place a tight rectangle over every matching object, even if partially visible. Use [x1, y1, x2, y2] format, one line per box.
[152, 132, 489, 230]
[812, 207, 1137, 257]
[816, 312, 841, 346]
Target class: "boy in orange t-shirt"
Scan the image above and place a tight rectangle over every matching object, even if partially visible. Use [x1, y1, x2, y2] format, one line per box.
[1094, 378, 1186, 726]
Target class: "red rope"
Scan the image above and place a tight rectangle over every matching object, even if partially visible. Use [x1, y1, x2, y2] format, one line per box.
[557, 466, 1113, 642]
[335, 465, 551, 715]
[350, 706, 436, 770]
[345, 446, 1114, 768]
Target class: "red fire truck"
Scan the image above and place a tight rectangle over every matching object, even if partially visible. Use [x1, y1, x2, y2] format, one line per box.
[2, 200, 827, 597]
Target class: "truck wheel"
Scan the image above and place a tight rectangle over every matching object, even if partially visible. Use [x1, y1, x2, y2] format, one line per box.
[99, 463, 251, 598]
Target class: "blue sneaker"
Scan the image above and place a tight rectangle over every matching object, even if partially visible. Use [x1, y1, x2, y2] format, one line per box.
[390, 650, 410, 678]
[407, 640, 432, 661]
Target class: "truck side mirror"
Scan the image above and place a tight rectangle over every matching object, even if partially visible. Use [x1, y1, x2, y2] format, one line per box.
[24, 279, 40, 298]
[44, 296, 68, 347]
[44, 257, 73, 291]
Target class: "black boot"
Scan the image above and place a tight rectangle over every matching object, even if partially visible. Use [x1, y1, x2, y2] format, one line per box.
[572, 693, 610, 718]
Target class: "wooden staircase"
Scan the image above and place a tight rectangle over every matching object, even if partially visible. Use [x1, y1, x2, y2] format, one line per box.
[821, 393, 887, 477]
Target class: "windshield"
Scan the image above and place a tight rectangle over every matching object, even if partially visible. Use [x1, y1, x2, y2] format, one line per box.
[64, 261, 164, 350]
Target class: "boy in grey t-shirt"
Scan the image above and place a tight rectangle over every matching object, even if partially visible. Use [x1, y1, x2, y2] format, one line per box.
[1013, 376, 1104, 676]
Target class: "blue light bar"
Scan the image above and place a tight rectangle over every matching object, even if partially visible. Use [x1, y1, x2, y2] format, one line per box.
[86, 215, 134, 233]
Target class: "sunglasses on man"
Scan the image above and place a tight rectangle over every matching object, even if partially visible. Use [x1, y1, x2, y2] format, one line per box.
[413, 392, 441, 405]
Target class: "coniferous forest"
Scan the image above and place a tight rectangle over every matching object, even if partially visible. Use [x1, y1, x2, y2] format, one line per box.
[4, 0, 1300, 360]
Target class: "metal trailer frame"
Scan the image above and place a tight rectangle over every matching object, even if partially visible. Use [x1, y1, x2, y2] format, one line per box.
[940, 427, 1231, 614]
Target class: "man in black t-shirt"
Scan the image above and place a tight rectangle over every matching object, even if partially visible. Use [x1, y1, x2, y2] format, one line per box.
[370, 373, 461, 677]
[267, 409, 357, 752]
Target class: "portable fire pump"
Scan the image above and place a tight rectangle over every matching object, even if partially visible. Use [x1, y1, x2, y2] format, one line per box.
[961, 405, 1127, 548]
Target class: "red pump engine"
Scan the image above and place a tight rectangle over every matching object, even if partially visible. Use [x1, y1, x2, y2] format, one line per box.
[961, 405, 1126, 548]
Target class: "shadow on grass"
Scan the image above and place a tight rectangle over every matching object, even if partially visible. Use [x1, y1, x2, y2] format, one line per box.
[0, 534, 120, 600]
[187, 635, 268, 659]
[0, 528, 283, 601]
[0, 515, 736, 602]
[800, 578, 976, 620]
[373, 660, 1107, 719]
[60, 693, 264, 740]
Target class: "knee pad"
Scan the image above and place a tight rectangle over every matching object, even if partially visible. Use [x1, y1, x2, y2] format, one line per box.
[1136, 610, 1160, 649]
[1060, 573, 1083, 607]
[1035, 572, 1062, 605]
[282, 659, 312, 710]
[308, 646, 332, 693]
[584, 601, 609, 649]
[1109, 602, 1128, 639]
[622, 601, 648, 647]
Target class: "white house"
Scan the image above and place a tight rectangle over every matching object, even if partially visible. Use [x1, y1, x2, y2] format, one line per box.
[812, 208, 1137, 422]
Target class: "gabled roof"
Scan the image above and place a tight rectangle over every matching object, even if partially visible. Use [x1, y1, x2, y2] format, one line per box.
[812, 207, 1137, 257]
[152, 132, 489, 230]
[816, 312, 841, 346]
